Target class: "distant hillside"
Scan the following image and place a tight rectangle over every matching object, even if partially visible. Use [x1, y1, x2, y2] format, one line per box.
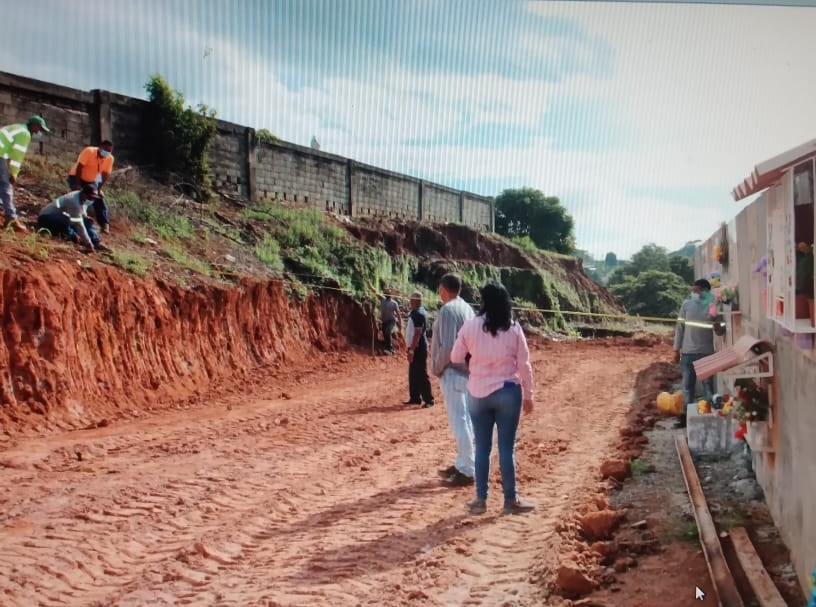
[670, 241, 700, 259]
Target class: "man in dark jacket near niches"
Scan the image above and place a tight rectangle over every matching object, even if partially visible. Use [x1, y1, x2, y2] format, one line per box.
[404, 291, 434, 407]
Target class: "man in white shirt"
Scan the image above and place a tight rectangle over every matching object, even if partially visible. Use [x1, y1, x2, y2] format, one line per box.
[37, 184, 109, 253]
[431, 273, 476, 486]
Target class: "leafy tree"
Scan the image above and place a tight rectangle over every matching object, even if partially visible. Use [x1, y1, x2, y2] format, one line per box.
[610, 270, 689, 318]
[256, 128, 279, 144]
[494, 187, 575, 254]
[143, 74, 217, 200]
[668, 254, 694, 284]
[604, 252, 618, 268]
[608, 243, 671, 285]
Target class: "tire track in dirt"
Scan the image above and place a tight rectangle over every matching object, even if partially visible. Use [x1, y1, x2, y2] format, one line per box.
[0, 339, 666, 607]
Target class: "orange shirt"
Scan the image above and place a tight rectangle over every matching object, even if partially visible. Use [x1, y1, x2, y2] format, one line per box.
[69, 147, 114, 182]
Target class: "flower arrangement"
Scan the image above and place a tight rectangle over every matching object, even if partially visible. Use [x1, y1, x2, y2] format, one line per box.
[729, 379, 770, 441]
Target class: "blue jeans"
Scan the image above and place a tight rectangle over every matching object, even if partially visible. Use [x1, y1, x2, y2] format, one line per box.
[680, 353, 715, 414]
[381, 318, 396, 352]
[440, 370, 475, 477]
[36, 214, 101, 247]
[468, 383, 522, 504]
[0, 161, 17, 221]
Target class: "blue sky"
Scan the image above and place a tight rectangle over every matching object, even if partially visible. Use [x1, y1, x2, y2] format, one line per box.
[3, 0, 816, 258]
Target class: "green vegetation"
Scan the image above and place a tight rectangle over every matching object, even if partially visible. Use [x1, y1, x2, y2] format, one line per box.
[163, 243, 211, 276]
[240, 201, 419, 295]
[109, 250, 152, 276]
[630, 458, 654, 477]
[671, 518, 701, 547]
[494, 187, 575, 254]
[107, 190, 195, 240]
[605, 244, 698, 319]
[256, 128, 280, 144]
[143, 74, 218, 201]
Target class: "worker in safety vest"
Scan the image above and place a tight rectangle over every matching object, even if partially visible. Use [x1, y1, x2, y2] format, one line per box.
[673, 278, 716, 428]
[0, 115, 50, 232]
[67, 140, 114, 233]
[37, 184, 108, 253]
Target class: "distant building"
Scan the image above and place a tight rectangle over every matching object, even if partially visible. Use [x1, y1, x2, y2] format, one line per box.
[310, 136, 320, 150]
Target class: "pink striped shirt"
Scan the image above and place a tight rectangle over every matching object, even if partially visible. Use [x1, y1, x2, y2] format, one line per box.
[450, 317, 534, 401]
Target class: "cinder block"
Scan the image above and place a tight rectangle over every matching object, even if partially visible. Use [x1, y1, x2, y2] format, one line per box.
[686, 407, 742, 454]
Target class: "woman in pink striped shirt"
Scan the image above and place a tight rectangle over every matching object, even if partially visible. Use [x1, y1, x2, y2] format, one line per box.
[450, 282, 535, 515]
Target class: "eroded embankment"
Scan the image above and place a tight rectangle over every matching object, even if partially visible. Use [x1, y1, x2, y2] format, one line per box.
[0, 261, 370, 436]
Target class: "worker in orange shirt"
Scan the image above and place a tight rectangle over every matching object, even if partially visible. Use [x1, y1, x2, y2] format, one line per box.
[67, 140, 114, 233]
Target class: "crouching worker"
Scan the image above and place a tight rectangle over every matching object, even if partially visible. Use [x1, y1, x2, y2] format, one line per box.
[37, 184, 108, 253]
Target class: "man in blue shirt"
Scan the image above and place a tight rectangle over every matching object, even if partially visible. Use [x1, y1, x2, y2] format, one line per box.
[673, 278, 717, 428]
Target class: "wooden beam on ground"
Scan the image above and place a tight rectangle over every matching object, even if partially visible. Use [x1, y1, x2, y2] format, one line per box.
[729, 527, 787, 607]
[675, 435, 745, 607]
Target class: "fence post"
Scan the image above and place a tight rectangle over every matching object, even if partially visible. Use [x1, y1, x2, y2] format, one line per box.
[418, 180, 424, 221]
[347, 159, 354, 217]
[93, 90, 113, 144]
[459, 191, 464, 223]
[246, 127, 256, 202]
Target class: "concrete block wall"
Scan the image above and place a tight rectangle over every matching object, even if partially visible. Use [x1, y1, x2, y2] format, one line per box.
[462, 193, 494, 232]
[352, 164, 419, 220]
[255, 141, 349, 213]
[423, 183, 460, 223]
[210, 123, 249, 198]
[0, 72, 95, 162]
[698, 192, 816, 595]
[0, 70, 494, 230]
[107, 93, 148, 164]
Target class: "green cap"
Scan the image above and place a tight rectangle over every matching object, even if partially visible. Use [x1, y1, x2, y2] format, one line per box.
[27, 115, 50, 132]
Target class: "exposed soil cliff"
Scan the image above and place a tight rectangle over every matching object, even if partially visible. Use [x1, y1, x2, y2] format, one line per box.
[0, 257, 370, 436]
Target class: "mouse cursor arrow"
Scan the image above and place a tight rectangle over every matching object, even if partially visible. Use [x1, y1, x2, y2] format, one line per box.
[695, 586, 705, 601]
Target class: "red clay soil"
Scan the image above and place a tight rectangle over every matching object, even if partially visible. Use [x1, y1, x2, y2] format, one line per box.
[0, 335, 670, 607]
[0, 259, 372, 436]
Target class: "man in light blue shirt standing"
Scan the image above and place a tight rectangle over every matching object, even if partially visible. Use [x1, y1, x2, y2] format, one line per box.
[673, 278, 717, 428]
[431, 273, 476, 486]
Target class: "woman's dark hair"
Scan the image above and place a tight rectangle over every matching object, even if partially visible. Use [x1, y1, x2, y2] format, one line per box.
[479, 282, 513, 336]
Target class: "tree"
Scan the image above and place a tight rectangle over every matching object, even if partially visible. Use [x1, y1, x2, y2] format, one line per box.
[610, 270, 689, 318]
[604, 252, 618, 268]
[608, 243, 671, 286]
[143, 74, 217, 200]
[668, 254, 694, 284]
[494, 187, 575, 254]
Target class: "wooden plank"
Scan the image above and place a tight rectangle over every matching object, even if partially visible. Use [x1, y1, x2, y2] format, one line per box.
[675, 435, 745, 607]
[729, 527, 788, 607]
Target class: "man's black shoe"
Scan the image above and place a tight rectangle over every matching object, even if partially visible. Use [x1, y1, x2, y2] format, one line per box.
[443, 471, 475, 486]
[422, 401, 434, 408]
[403, 400, 422, 405]
[438, 465, 457, 479]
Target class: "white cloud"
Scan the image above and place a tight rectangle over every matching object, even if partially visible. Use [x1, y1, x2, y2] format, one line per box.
[9, 1, 813, 260]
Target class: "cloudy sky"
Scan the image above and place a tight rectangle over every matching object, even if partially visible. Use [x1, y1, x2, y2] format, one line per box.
[2, 0, 815, 258]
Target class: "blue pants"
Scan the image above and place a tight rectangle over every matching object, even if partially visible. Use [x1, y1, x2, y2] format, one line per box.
[440, 370, 475, 477]
[0, 161, 17, 221]
[468, 382, 523, 504]
[67, 175, 109, 228]
[36, 213, 101, 247]
[680, 353, 715, 414]
[381, 318, 396, 352]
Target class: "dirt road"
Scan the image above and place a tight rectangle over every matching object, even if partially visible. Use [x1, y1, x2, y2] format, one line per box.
[0, 338, 666, 607]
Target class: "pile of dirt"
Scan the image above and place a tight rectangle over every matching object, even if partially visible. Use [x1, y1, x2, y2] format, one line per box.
[541, 356, 682, 600]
